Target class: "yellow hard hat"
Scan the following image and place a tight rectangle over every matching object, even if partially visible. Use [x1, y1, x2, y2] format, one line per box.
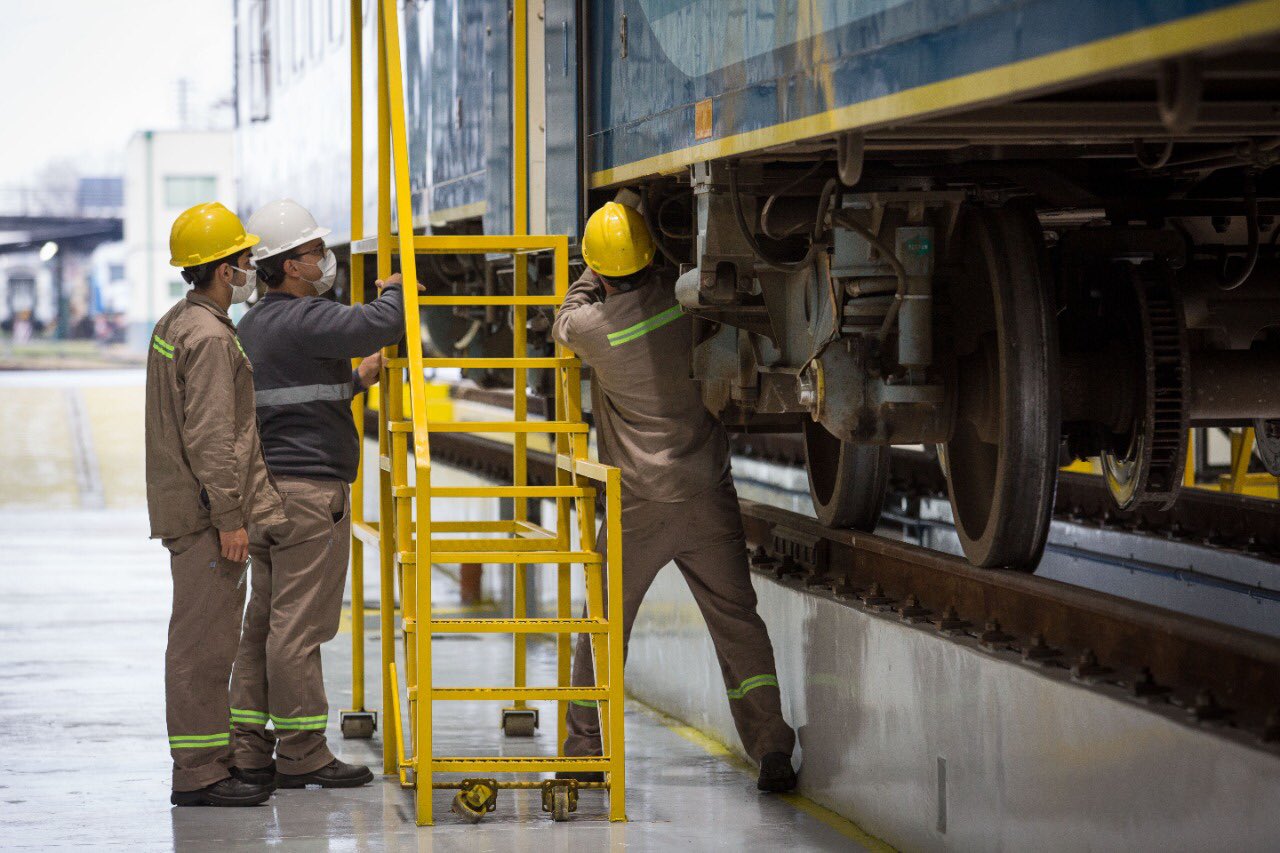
[168, 202, 260, 267]
[581, 201, 655, 278]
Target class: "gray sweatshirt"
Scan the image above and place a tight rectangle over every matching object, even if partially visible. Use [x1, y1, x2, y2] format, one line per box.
[238, 284, 404, 482]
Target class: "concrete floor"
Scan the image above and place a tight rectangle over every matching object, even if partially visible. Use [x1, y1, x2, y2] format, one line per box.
[0, 369, 873, 851]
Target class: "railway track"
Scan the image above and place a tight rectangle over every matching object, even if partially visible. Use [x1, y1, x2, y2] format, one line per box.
[412, 408, 1280, 754]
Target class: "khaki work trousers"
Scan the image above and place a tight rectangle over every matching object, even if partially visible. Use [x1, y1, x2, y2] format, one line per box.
[230, 476, 351, 775]
[164, 526, 248, 792]
[565, 474, 796, 762]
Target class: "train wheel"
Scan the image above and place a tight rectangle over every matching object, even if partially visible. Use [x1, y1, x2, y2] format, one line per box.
[803, 419, 889, 531]
[941, 205, 1059, 570]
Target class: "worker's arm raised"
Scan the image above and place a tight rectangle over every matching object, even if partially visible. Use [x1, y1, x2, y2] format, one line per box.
[179, 335, 245, 533]
[551, 272, 606, 351]
[295, 282, 406, 358]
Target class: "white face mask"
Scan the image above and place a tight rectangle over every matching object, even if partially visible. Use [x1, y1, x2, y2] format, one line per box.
[230, 267, 257, 304]
[299, 248, 337, 296]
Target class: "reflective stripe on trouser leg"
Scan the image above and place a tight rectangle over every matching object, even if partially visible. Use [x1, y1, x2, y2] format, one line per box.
[673, 476, 795, 761]
[262, 477, 351, 775]
[164, 526, 246, 792]
[564, 497, 677, 757]
[231, 540, 277, 770]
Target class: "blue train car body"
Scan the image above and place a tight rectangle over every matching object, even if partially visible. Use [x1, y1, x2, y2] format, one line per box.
[585, 0, 1261, 186]
[236, 0, 1274, 240]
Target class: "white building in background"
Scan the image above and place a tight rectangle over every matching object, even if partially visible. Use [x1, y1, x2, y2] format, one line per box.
[123, 130, 236, 344]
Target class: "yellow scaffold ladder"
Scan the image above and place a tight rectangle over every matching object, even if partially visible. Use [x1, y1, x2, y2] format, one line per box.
[343, 0, 626, 826]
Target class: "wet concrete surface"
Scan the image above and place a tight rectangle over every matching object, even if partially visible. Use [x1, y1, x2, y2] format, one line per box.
[0, 370, 870, 851]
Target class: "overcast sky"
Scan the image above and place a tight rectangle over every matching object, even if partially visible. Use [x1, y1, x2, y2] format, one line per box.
[0, 0, 234, 188]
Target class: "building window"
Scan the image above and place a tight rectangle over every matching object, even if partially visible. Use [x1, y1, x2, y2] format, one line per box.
[169, 280, 188, 298]
[164, 176, 218, 209]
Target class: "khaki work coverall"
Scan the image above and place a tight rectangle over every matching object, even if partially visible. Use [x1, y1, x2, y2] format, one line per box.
[230, 475, 351, 774]
[145, 290, 285, 792]
[552, 269, 795, 762]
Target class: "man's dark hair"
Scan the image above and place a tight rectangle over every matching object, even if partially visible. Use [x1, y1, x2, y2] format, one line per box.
[602, 266, 650, 293]
[255, 252, 290, 287]
[181, 255, 232, 289]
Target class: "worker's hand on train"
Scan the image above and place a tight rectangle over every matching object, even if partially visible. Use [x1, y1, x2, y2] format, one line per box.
[357, 352, 384, 388]
[219, 527, 250, 565]
[374, 272, 425, 292]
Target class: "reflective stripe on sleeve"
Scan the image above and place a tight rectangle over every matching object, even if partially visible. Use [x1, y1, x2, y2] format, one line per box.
[606, 304, 683, 346]
[254, 382, 354, 407]
[726, 674, 779, 700]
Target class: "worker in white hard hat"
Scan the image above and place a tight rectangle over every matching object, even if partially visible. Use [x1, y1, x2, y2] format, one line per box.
[226, 199, 410, 790]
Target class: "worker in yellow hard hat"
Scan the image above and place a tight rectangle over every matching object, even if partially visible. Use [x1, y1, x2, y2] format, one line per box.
[144, 201, 285, 807]
[553, 200, 798, 792]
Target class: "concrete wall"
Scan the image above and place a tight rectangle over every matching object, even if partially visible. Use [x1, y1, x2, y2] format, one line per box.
[627, 564, 1280, 851]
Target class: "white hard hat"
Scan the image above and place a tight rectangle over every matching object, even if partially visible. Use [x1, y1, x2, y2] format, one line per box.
[246, 199, 332, 261]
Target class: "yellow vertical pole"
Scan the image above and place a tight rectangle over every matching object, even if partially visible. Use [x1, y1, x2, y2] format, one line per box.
[605, 467, 626, 821]
[510, 0, 531, 704]
[378, 0, 434, 824]
[347, 0, 367, 716]
[553, 245, 571, 750]
[1226, 428, 1255, 494]
[373, 0, 397, 779]
[1184, 429, 1196, 488]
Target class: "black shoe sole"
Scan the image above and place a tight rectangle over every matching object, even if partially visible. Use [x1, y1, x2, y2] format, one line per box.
[275, 767, 375, 789]
[757, 775, 797, 793]
[170, 789, 272, 807]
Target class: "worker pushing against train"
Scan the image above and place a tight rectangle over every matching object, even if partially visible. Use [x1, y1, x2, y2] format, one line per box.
[145, 203, 284, 807]
[226, 200, 408, 790]
[554, 202, 798, 792]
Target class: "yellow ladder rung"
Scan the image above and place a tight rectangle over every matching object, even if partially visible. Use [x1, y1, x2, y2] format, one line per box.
[351, 234, 567, 256]
[419, 295, 563, 306]
[426, 421, 588, 434]
[431, 520, 521, 533]
[431, 687, 609, 701]
[431, 618, 609, 634]
[429, 486, 594, 498]
[430, 537, 557, 552]
[389, 419, 584, 434]
[398, 550, 602, 565]
[428, 756, 612, 773]
[386, 357, 578, 369]
[352, 520, 380, 545]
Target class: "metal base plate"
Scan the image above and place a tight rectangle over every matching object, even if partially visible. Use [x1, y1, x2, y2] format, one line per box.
[340, 710, 377, 739]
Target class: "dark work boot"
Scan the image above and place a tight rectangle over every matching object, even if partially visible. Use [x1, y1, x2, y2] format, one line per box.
[231, 762, 277, 789]
[170, 777, 272, 807]
[555, 771, 605, 784]
[276, 758, 374, 789]
[756, 752, 797, 793]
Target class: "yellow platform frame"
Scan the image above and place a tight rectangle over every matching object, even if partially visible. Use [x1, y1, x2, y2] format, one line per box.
[343, 0, 626, 825]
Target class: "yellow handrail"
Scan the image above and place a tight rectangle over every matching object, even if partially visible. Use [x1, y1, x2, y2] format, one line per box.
[347, 0, 626, 826]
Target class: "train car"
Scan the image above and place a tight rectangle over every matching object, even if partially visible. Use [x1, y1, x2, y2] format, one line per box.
[234, 0, 1280, 570]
